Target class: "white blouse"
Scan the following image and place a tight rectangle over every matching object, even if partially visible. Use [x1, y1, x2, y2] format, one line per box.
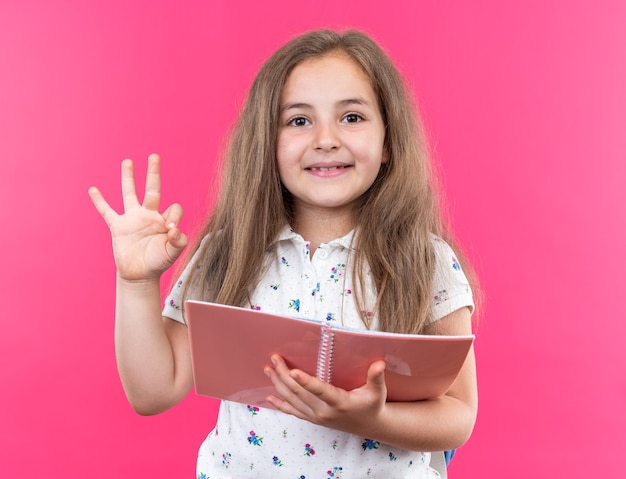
[164, 227, 473, 479]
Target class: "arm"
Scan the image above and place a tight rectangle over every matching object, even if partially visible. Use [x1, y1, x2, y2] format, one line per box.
[265, 306, 477, 451]
[89, 154, 194, 415]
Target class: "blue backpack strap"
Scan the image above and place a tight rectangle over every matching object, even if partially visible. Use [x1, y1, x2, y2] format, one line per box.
[444, 449, 456, 466]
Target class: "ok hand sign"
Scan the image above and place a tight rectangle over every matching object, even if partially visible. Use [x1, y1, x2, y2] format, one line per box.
[88, 154, 188, 282]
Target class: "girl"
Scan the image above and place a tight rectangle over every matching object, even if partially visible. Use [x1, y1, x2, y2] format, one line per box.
[89, 29, 477, 478]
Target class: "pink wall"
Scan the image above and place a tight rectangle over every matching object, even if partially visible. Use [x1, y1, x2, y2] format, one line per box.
[1, 1, 624, 477]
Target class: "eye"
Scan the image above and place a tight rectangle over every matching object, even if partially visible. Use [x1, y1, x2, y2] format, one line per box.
[342, 113, 363, 123]
[287, 116, 310, 127]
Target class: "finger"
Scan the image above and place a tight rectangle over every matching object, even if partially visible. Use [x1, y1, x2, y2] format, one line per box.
[289, 368, 328, 399]
[162, 203, 184, 227]
[265, 393, 308, 421]
[268, 355, 296, 392]
[271, 355, 300, 386]
[165, 226, 188, 260]
[267, 357, 314, 405]
[121, 159, 140, 211]
[264, 365, 313, 418]
[272, 356, 328, 401]
[88, 186, 117, 227]
[163, 202, 186, 262]
[143, 153, 161, 210]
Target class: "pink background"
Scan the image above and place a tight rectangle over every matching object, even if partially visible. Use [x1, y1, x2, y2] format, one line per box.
[1, 1, 624, 477]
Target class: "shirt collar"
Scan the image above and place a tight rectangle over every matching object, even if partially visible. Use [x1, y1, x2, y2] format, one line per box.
[275, 226, 356, 250]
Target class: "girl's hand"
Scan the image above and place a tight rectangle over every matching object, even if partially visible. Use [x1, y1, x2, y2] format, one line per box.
[265, 355, 388, 436]
[88, 154, 188, 282]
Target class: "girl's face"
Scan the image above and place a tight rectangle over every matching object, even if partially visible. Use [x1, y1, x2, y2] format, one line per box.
[277, 53, 386, 221]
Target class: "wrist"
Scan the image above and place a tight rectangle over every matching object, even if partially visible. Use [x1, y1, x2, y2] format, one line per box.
[116, 274, 161, 292]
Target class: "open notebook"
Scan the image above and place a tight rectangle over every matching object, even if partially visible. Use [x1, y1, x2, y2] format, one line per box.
[185, 300, 474, 408]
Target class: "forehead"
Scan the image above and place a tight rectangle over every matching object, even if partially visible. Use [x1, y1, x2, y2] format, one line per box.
[281, 53, 376, 102]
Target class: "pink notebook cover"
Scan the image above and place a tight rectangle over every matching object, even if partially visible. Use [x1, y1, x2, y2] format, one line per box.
[185, 300, 474, 408]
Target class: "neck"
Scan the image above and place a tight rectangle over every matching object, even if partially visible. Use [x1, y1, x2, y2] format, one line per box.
[292, 207, 355, 253]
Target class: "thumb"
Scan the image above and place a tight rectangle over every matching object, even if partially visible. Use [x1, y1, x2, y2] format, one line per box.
[366, 360, 387, 390]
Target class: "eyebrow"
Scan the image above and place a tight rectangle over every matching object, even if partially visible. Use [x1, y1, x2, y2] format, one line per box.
[280, 97, 370, 113]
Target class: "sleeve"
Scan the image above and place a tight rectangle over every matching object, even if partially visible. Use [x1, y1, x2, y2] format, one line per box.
[429, 236, 474, 323]
[162, 245, 204, 324]
[162, 268, 189, 324]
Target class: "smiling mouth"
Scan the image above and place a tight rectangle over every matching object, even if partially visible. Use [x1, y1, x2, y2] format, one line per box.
[306, 166, 350, 171]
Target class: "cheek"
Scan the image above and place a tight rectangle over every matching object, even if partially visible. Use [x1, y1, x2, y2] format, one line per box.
[275, 147, 290, 175]
[357, 139, 386, 166]
[276, 134, 302, 167]
[275, 137, 288, 168]
[352, 129, 384, 157]
[374, 137, 387, 165]
[275, 146, 294, 185]
[276, 130, 291, 153]
[276, 130, 287, 150]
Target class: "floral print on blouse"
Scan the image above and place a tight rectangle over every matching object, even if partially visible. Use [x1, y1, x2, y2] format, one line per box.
[164, 227, 473, 479]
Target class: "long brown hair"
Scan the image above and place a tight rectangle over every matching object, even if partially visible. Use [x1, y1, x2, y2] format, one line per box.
[182, 29, 473, 334]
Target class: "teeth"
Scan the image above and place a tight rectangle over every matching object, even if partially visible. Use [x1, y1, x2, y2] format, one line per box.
[310, 166, 342, 171]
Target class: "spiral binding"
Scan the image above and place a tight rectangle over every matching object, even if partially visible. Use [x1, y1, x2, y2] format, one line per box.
[316, 324, 335, 383]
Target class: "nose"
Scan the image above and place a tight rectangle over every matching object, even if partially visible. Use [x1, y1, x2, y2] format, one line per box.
[314, 121, 341, 152]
